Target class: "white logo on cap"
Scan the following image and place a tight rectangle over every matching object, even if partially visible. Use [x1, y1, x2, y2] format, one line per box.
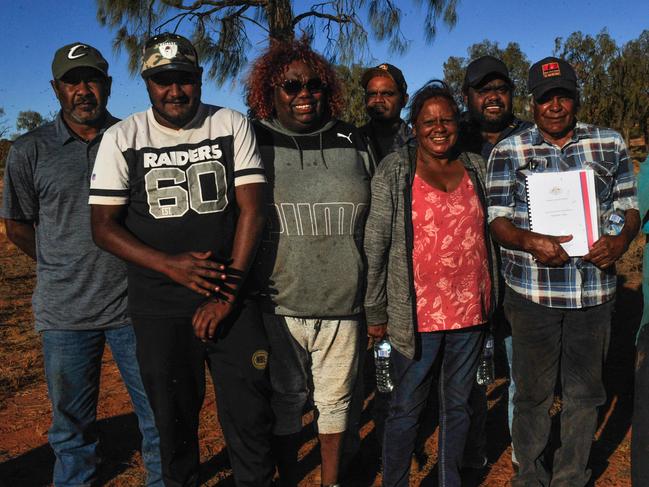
[68, 44, 88, 60]
[159, 42, 178, 59]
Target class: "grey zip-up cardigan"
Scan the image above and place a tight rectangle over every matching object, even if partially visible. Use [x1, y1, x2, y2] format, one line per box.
[363, 143, 501, 360]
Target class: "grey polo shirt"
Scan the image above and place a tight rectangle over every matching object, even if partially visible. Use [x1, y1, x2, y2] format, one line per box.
[1, 113, 129, 331]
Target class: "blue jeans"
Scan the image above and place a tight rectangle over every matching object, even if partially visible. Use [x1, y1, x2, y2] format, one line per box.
[42, 326, 162, 487]
[505, 288, 612, 487]
[382, 326, 485, 487]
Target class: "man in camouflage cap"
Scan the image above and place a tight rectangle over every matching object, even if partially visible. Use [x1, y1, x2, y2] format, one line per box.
[90, 33, 274, 486]
[140, 33, 201, 77]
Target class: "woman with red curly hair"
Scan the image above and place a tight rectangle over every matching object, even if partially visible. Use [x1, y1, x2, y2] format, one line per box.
[245, 39, 373, 487]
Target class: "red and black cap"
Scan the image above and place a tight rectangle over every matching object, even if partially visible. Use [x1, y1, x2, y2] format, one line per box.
[527, 57, 577, 100]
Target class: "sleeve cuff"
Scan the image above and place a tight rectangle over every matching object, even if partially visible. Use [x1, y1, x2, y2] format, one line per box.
[614, 196, 640, 212]
[234, 174, 266, 186]
[488, 205, 513, 223]
[88, 195, 129, 205]
[365, 303, 388, 326]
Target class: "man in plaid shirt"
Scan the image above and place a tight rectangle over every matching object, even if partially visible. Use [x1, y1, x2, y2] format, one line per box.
[486, 57, 639, 487]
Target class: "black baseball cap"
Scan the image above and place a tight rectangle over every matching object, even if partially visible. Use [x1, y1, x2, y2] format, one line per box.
[361, 63, 408, 95]
[52, 42, 109, 80]
[528, 57, 577, 101]
[141, 33, 200, 78]
[462, 55, 511, 92]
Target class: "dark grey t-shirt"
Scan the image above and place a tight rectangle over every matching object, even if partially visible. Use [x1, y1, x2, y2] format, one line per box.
[1, 113, 129, 331]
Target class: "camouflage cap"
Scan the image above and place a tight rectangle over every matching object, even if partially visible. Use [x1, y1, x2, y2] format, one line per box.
[52, 42, 109, 80]
[141, 33, 200, 78]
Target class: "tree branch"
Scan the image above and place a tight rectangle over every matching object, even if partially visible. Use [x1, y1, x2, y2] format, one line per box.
[170, 0, 266, 11]
[293, 10, 354, 26]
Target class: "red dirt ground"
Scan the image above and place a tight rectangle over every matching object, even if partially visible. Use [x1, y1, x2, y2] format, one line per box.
[0, 207, 643, 486]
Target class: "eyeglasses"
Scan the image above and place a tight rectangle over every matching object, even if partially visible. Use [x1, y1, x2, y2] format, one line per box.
[279, 78, 326, 96]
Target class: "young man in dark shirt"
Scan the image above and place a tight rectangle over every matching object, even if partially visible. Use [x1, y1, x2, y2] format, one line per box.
[359, 63, 411, 164]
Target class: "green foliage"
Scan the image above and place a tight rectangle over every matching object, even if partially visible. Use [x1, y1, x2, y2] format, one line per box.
[15, 111, 46, 133]
[554, 29, 649, 143]
[554, 30, 618, 129]
[95, 0, 458, 86]
[442, 40, 531, 119]
[335, 64, 369, 127]
[443, 32, 649, 145]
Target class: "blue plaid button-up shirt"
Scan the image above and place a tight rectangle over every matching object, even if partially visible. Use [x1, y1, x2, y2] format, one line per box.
[486, 122, 638, 308]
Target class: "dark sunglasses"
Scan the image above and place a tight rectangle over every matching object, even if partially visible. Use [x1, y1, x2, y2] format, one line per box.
[149, 71, 199, 86]
[280, 78, 326, 96]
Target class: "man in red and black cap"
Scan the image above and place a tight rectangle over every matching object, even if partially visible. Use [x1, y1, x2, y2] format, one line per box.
[360, 63, 411, 164]
[487, 56, 639, 486]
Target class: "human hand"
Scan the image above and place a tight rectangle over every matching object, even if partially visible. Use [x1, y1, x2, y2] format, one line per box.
[523, 233, 572, 266]
[583, 235, 629, 269]
[163, 251, 227, 297]
[192, 298, 234, 340]
[367, 323, 388, 342]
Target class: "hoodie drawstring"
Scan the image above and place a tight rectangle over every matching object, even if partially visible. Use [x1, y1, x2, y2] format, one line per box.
[288, 132, 329, 170]
[319, 132, 329, 169]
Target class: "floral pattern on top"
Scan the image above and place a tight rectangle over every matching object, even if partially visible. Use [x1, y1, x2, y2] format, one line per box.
[411, 170, 491, 332]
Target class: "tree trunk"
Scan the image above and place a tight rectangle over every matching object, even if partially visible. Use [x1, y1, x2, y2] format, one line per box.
[265, 0, 295, 42]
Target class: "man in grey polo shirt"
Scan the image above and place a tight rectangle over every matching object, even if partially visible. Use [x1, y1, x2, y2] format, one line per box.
[1, 43, 161, 486]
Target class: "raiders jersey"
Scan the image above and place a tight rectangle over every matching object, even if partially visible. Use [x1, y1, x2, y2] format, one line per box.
[89, 104, 266, 317]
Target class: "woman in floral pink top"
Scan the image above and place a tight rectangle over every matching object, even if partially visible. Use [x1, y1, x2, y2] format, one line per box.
[411, 161, 491, 331]
[364, 80, 499, 487]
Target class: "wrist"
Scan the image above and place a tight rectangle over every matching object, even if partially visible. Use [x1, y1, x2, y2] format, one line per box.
[519, 230, 534, 253]
[156, 253, 175, 277]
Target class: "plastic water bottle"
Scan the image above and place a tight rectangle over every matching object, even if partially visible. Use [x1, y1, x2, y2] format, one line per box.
[476, 334, 495, 386]
[605, 211, 625, 236]
[374, 338, 394, 393]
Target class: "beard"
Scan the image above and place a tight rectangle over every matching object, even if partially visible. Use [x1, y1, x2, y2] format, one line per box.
[468, 103, 512, 133]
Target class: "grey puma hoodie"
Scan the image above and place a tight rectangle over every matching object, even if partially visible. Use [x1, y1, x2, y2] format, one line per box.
[252, 118, 374, 317]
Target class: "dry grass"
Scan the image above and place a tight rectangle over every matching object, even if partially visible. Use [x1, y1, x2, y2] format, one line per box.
[0, 237, 39, 408]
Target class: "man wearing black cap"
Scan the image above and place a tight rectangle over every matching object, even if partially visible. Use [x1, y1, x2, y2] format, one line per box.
[89, 33, 274, 486]
[359, 63, 411, 164]
[487, 57, 639, 486]
[460, 54, 532, 470]
[1, 43, 161, 486]
[461, 55, 532, 159]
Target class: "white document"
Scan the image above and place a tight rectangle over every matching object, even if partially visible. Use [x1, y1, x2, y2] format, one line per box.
[525, 169, 599, 257]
